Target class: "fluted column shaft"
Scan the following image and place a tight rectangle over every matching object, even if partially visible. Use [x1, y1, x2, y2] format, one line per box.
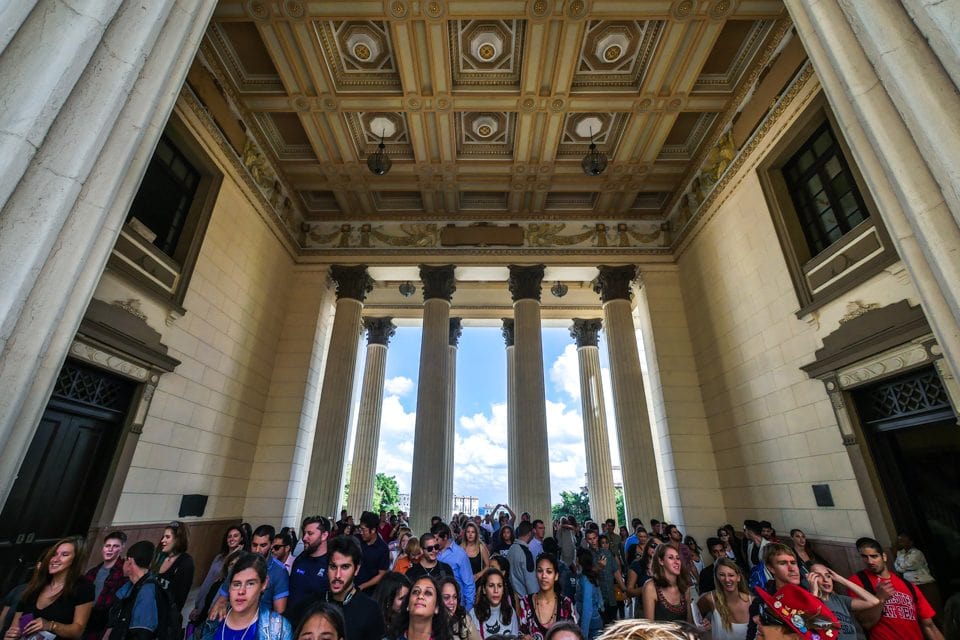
[442, 318, 462, 520]
[508, 265, 551, 522]
[596, 265, 663, 523]
[348, 317, 396, 516]
[571, 319, 617, 524]
[502, 320, 518, 509]
[303, 266, 373, 518]
[410, 265, 456, 533]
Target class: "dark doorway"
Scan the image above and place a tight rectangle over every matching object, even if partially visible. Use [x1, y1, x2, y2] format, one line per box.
[855, 367, 960, 597]
[0, 360, 134, 594]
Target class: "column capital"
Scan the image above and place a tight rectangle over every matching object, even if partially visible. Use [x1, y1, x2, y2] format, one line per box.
[449, 317, 463, 347]
[508, 264, 546, 302]
[501, 318, 515, 347]
[570, 318, 603, 348]
[364, 317, 396, 346]
[593, 265, 637, 302]
[330, 265, 374, 302]
[420, 264, 457, 301]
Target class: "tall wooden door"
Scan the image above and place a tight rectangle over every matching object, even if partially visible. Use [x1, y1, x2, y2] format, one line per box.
[0, 360, 133, 593]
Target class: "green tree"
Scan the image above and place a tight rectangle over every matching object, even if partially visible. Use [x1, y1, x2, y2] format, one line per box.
[615, 487, 625, 527]
[551, 486, 626, 527]
[373, 473, 400, 513]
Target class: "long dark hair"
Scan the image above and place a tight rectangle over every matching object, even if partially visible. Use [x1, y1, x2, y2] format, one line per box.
[374, 572, 411, 629]
[23, 537, 86, 603]
[219, 525, 249, 557]
[439, 576, 470, 638]
[576, 548, 599, 586]
[386, 576, 454, 640]
[474, 568, 514, 626]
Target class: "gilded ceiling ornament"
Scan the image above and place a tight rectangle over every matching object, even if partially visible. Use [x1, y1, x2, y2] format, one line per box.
[405, 95, 422, 111]
[551, 97, 567, 112]
[435, 94, 452, 111]
[292, 96, 311, 112]
[709, 0, 735, 19]
[281, 1, 305, 19]
[322, 97, 338, 111]
[245, 0, 270, 20]
[665, 94, 686, 111]
[700, 130, 736, 185]
[566, 0, 589, 19]
[424, 0, 445, 19]
[635, 97, 654, 112]
[387, 0, 408, 19]
[519, 96, 538, 112]
[671, 0, 695, 20]
[528, 0, 552, 19]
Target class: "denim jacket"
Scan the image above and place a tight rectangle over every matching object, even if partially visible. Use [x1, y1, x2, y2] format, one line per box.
[197, 609, 291, 640]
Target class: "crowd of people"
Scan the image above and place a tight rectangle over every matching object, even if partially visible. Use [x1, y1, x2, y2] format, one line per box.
[0, 508, 954, 640]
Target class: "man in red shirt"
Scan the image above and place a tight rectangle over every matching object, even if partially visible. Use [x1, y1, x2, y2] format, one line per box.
[848, 537, 942, 640]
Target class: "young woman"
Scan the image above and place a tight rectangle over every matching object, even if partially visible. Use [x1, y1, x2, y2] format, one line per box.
[192, 526, 247, 625]
[807, 563, 879, 640]
[492, 526, 514, 558]
[393, 538, 420, 576]
[155, 521, 196, 613]
[696, 558, 750, 640]
[626, 538, 660, 600]
[487, 556, 516, 608]
[460, 523, 490, 583]
[293, 602, 345, 640]
[439, 577, 480, 640]
[469, 569, 518, 639]
[194, 549, 243, 634]
[683, 537, 704, 577]
[199, 553, 292, 640]
[5, 538, 93, 640]
[384, 576, 454, 640]
[789, 530, 822, 569]
[642, 544, 690, 624]
[517, 554, 578, 640]
[374, 572, 411, 631]
[717, 526, 745, 570]
[574, 549, 603, 639]
[390, 529, 413, 568]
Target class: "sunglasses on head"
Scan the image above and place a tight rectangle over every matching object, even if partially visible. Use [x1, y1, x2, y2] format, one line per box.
[424, 544, 441, 552]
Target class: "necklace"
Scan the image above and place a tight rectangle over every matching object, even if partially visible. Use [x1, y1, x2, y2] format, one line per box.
[221, 610, 257, 640]
[533, 593, 557, 627]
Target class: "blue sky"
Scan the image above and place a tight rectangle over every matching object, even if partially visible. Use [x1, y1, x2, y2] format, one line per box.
[350, 325, 621, 508]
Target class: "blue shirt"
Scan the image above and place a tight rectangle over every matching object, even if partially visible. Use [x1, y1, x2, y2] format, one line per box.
[116, 580, 158, 632]
[218, 557, 289, 611]
[438, 542, 475, 611]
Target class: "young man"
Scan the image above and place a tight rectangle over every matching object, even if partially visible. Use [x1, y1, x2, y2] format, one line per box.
[324, 535, 384, 640]
[287, 515, 331, 622]
[210, 524, 289, 619]
[84, 531, 128, 640]
[529, 519, 546, 558]
[744, 520, 769, 569]
[111, 541, 158, 640]
[698, 537, 727, 594]
[432, 522, 476, 610]
[848, 537, 943, 640]
[271, 531, 294, 573]
[745, 543, 803, 640]
[355, 511, 390, 594]
[406, 533, 453, 581]
[604, 519, 624, 568]
[507, 521, 539, 598]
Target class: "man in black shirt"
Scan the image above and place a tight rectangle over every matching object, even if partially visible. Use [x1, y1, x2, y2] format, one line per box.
[406, 533, 453, 582]
[325, 535, 385, 640]
[356, 511, 390, 594]
[698, 537, 726, 594]
[287, 515, 331, 624]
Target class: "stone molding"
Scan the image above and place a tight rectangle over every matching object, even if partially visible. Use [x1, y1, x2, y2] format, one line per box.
[835, 338, 937, 390]
[364, 317, 396, 346]
[507, 264, 545, 302]
[330, 264, 374, 301]
[570, 318, 603, 348]
[501, 318, 515, 347]
[449, 317, 463, 346]
[420, 264, 457, 301]
[594, 265, 637, 302]
[68, 341, 152, 383]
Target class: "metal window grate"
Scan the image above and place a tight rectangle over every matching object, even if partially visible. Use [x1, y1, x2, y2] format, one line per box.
[52, 361, 133, 413]
[860, 370, 951, 427]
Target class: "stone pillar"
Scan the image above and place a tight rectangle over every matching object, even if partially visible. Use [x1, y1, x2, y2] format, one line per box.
[0, 0, 217, 507]
[410, 265, 456, 533]
[348, 317, 396, 516]
[570, 319, 617, 524]
[595, 265, 663, 523]
[442, 318, 462, 519]
[507, 265, 551, 522]
[502, 319, 519, 510]
[302, 265, 373, 518]
[784, 0, 960, 382]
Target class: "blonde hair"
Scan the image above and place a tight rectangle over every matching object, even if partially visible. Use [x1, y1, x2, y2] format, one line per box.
[405, 537, 421, 557]
[712, 558, 750, 631]
[597, 619, 699, 640]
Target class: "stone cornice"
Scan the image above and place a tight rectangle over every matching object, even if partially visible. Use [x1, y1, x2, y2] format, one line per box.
[364, 317, 396, 346]
[420, 264, 457, 301]
[508, 264, 545, 302]
[330, 264, 374, 301]
[571, 318, 603, 348]
[594, 265, 637, 302]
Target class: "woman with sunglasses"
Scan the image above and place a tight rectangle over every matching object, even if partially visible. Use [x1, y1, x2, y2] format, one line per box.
[806, 563, 878, 640]
[155, 521, 196, 614]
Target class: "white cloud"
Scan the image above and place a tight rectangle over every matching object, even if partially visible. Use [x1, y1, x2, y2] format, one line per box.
[459, 402, 507, 445]
[549, 344, 581, 401]
[380, 395, 416, 435]
[384, 376, 414, 396]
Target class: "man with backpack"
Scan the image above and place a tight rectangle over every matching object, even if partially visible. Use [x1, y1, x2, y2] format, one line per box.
[109, 541, 175, 640]
[848, 537, 943, 640]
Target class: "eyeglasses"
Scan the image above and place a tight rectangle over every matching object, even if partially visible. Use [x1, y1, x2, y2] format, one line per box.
[424, 544, 441, 552]
[272, 544, 288, 551]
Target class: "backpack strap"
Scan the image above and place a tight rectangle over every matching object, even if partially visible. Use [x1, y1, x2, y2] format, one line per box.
[522, 544, 534, 573]
[856, 571, 876, 596]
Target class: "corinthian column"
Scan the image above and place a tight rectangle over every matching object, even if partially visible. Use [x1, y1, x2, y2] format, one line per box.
[303, 265, 373, 518]
[594, 265, 663, 522]
[570, 319, 617, 524]
[502, 319, 518, 509]
[410, 265, 456, 533]
[442, 318, 462, 520]
[508, 265, 551, 522]
[348, 317, 396, 516]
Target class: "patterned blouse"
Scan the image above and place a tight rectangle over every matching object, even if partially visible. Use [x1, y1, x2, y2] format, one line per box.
[517, 594, 578, 640]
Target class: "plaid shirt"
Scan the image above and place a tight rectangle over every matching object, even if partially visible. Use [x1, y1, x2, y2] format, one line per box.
[83, 562, 128, 640]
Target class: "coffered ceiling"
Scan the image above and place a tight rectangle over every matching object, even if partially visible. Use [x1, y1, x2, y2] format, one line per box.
[199, 0, 793, 256]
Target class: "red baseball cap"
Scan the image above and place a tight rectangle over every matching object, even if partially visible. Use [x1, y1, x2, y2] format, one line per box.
[754, 584, 840, 640]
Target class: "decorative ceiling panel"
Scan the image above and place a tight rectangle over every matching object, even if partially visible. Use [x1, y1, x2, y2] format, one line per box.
[459, 192, 509, 211]
[372, 191, 425, 212]
[572, 20, 664, 92]
[314, 20, 402, 92]
[694, 20, 776, 93]
[450, 19, 525, 89]
[544, 192, 599, 211]
[207, 22, 284, 93]
[658, 113, 720, 161]
[344, 112, 414, 160]
[456, 112, 516, 158]
[253, 112, 314, 160]
[299, 190, 342, 217]
[557, 113, 629, 159]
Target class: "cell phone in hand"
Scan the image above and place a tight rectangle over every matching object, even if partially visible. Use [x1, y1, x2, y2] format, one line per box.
[19, 614, 34, 632]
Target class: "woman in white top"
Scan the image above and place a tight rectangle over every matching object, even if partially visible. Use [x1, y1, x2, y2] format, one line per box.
[696, 558, 751, 640]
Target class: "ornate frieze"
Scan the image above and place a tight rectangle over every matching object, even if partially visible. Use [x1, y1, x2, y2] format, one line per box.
[364, 317, 396, 346]
[501, 318, 515, 347]
[836, 340, 935, 390]
[508, 264, 546, 302]
[570, 318, 603, 348]
[593, 265, 637, 302]
[420, 264, 457, 301]
[449, 318, 463, 347]
[330, 265, 374, 301]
